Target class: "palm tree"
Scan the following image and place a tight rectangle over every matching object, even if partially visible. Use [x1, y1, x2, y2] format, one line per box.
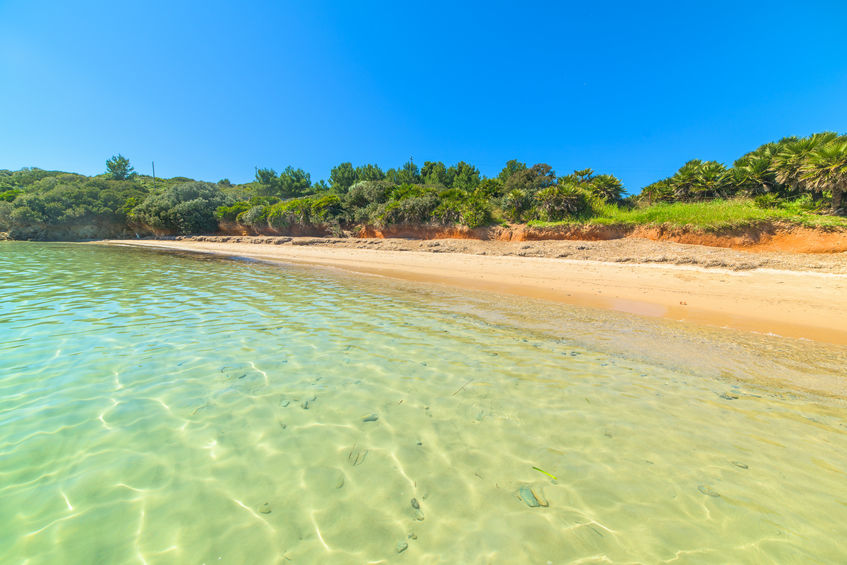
[639, 178, 674, 205]
[770, 132, 838, 194]
[801, 138, 847, 215]
[670, 160, 702, 200]
[588, 174, 625, 203]
[731, 142, 778, 195]
[669, 160, 729, 200]
[572, 168, 594, 184]
[535, 182, 586, 220]
[731, 154, 774, 195]
[694, 161, 730, 199]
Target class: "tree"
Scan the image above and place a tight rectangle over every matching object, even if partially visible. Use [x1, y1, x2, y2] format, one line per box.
[311, 179, 330, 193]
[255, 168, 278, 194]
[503, 163, 556, 195]
[731, 154, 774, 195]
[587, 174, 625, 202]
[499, 160, 527, 183]
[770, 132, 838, 194]
[256, 166, 311, 198]
[106, 154, 135, 180]
[639, 179, 674, 205]
[801, 139, 847, 215]
[694, 161, 730, 200]
[669, 160, 729, 201]
[356, 163, 385, 181]
[421, 161, 449, 186]
[330, 162, 357, 193]
[448, 161, 481, 191]
[277, 166, 312, 198]
[572, 168, 595, 184]
[396, 160, 421, 184]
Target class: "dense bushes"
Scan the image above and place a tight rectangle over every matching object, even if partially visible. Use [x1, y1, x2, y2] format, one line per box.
[216, 201, 251, 222]
[433, 189, 491, 228]
[642, 133, 847, 214]
[2, 132, 847, 241]
[0, 170, 148, 238]
[534, 184, 589, 221]
[132, 182, 230, 234]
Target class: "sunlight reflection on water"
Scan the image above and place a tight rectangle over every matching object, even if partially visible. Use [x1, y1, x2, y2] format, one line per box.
[0, 242, 846, 564]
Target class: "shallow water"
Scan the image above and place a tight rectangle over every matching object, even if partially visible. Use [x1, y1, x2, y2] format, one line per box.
[1, 242, 846, 564]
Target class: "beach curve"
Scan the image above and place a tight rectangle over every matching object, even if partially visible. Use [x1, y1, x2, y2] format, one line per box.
[99, 238, 847, 346]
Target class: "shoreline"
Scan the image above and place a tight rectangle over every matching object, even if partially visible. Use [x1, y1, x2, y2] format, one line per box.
[99, 237, 847, 346]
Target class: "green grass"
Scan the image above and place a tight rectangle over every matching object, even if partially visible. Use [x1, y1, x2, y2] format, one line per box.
[527, 198, 847, 231]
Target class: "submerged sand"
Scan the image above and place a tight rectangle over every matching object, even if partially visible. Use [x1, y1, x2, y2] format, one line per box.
[101, 236, 847, 345]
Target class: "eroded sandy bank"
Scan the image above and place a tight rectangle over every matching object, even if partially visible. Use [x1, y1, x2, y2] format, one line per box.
[101, 237, 847, 346]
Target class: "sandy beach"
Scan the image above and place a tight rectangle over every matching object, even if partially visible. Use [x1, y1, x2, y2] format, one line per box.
[102, 237, 847, 346]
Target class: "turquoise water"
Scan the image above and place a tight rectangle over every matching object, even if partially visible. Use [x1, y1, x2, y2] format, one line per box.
[1, 242, 846, 564]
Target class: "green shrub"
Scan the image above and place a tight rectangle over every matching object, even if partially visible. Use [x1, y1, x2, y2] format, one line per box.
[433, 189, 491, 228]
[240, 205, 269, 228]
[310, 193, 343, 221]
[132, 181, 229, 234]
[267, 198, 312, 229]
[432, 189, 465, 224]
[0, 189, 22, 202]
[0, 201, 12, 230]
[501, 189, 529, 222]
[753, 194, 781, 209]
[216, 201, 250, 222]
[460, 197, 491, 228]
[375, 193, 439, 226]
[532, 183, 589, 221]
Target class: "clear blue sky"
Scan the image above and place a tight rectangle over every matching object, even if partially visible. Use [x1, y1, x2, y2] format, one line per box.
[2, 1, 846, 191]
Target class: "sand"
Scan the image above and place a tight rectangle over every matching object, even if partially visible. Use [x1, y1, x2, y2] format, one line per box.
[101, 237, 847, 346]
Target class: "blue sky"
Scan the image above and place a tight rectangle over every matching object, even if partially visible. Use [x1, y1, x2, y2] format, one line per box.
[2, 1, 846, 191]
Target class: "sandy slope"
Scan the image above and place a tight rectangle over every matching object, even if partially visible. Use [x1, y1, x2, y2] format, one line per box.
[102, 237, 847, 345]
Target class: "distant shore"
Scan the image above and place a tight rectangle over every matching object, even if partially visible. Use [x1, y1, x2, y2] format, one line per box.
[100, 236, 847, 345]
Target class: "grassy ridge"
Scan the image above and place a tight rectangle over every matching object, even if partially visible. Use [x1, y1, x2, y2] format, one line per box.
[528, 198, 847, 231]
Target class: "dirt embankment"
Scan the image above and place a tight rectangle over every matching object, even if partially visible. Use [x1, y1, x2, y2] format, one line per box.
[8, 217, 845, 254]
[630, 224, 847, 253]
[153, 231, 847, 274]
[219, 221, 847, 254]
[217, 221, 332, 238]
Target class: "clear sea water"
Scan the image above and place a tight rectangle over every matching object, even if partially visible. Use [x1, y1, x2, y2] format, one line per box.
[1, 242, 846, 564]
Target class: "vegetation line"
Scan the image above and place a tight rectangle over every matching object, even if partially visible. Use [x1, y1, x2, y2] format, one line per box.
[2, 133, 846, 241]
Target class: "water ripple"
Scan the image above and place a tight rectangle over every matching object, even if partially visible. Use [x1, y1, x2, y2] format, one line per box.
[1, 242, 846, 563]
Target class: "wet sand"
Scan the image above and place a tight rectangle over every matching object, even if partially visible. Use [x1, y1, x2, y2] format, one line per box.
[101, 237, 847, 345]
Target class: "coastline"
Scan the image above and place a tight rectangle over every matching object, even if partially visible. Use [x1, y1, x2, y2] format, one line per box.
[99, 237, 847, 346]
